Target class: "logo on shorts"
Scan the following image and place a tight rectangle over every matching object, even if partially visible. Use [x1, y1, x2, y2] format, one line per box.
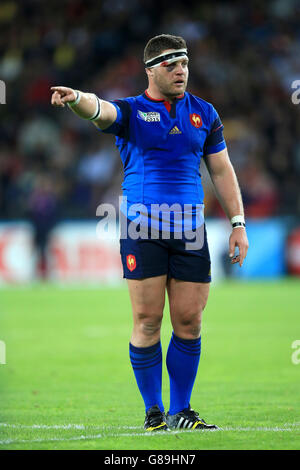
[127, 254, 137, 271]
[137, 110, 160, 122]
[190, 113, 202, 128]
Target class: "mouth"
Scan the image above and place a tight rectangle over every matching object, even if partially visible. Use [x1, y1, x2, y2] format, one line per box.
[174, 80, 185, 86]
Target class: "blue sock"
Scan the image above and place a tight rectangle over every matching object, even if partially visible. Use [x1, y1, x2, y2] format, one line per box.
[166, 333, 201, 415]
[129, 341, 164, 412]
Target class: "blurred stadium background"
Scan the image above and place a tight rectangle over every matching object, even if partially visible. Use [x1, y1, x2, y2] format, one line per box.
[1, 0, 300, 284]
[1, 0, 300, 451]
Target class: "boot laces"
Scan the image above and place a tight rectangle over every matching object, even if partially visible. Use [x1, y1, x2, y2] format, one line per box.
[182, 406, 206, 424]
[147, 409, 164, 427]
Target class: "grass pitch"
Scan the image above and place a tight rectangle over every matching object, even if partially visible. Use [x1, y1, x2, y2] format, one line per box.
[0, 279, 299, 450]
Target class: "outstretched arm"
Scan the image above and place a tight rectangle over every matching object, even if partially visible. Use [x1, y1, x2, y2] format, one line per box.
[50, 86, 117, 130]
[203, 147, 249, 267]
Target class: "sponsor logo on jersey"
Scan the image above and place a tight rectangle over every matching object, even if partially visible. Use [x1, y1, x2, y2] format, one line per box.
[169, 125, 182, 134]
[190, 113, 202, 128]
[126, 254, 137, 271]
[137, 110, 160, 122]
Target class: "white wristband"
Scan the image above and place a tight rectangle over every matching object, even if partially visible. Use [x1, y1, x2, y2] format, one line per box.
[231, 215, 245, 225]
[67, 90, 81, 107]
[231, 215, 246, 229]
[67, 92, 101, 121]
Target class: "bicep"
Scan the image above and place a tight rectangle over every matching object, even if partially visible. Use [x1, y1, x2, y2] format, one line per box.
[203, 147, 233, 178]
[203, 112, 226, 156]
[93, 101, 118, 130]
[95, 99, 132, 137]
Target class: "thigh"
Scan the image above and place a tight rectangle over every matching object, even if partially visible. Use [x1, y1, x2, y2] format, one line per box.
[127, 274, 168, 318]
[167, 278, 210, 335]
[128, 275, 167, 346]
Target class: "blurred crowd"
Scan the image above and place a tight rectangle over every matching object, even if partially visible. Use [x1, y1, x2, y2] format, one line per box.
[1, 0, 300, 229]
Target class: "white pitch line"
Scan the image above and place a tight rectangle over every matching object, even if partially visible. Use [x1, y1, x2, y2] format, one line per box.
[0, 428, 297, 446]
[0, 423, 86, 430]
[0, 434, 103, 446]
[0, 423, 140, 431]
[0, 422, 299, 432]
[0, 423, 299, 446]
[219, 426, 298, 432]
[0, 431, 183, 446]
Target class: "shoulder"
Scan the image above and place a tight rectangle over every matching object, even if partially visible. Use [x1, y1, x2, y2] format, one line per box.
[111, 95, 147, 121]
[112, 95, 141, 108]
[186, 93, 224, 135]
[186, 92, 217, 118]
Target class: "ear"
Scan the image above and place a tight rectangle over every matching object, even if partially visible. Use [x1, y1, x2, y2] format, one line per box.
[145, 67, 154, 79]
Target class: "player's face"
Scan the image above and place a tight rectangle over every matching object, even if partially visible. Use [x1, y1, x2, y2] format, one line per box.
[149, 50, 189, 98]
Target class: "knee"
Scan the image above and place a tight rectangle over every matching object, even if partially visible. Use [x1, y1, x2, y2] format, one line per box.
[182, 311, 202, 337]
[173, 308, 204, 339]
[134, 310, 163, 338]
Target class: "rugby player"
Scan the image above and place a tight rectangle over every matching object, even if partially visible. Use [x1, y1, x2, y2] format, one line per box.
[51, 34, 249, 432]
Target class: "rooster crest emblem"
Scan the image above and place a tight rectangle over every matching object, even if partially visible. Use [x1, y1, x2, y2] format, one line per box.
[190, 113, 202, 128]
[126, 254, 137, 271]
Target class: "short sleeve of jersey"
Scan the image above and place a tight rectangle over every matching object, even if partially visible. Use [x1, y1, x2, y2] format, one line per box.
[99, 98, 132, 138]
[203, 106, 226, 156]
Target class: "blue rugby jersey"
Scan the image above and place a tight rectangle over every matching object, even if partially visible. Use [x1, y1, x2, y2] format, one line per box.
[99, 91, 226, 231]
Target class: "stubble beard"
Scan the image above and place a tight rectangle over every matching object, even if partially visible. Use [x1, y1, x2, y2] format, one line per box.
[155, 74, 187, 99]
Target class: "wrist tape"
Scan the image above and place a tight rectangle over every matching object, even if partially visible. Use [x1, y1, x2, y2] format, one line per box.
[231, 215, 246, 228]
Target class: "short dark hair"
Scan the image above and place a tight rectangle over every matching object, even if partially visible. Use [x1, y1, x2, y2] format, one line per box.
[143, 34, 187, 64]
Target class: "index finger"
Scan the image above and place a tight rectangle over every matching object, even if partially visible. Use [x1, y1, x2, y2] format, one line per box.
[237, 242, 247, 267]
[50, 86, 69, 93]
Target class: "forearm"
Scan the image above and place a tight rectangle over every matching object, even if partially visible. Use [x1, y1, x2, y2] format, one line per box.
[67, 91, 99, 119]
[50, 86, 117, 129]
[68, 91, 117, 129]
[209, 161, 244, 221]
[204, 148, 248, 265]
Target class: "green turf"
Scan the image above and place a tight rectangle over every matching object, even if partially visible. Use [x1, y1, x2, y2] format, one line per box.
[0, 279, 299, 450]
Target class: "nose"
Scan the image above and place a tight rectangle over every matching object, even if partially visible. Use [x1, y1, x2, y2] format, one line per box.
[175, 64, 185, 75]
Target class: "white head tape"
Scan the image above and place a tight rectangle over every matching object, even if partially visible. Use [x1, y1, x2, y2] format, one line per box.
[145, 49, 188, 68]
